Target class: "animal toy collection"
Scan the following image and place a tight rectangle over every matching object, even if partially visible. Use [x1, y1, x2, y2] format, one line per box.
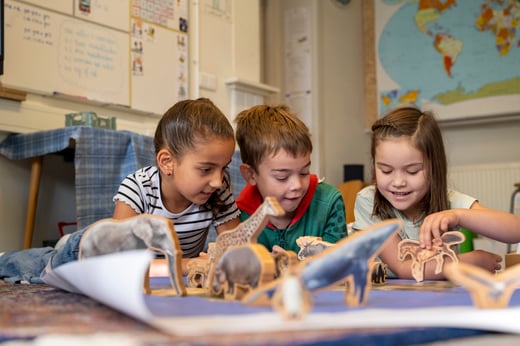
[78, 197, 520, 320]
[242, 219, 402, 315]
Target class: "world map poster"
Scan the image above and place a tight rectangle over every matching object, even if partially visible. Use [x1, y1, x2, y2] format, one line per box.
[368, 0, 520, 123]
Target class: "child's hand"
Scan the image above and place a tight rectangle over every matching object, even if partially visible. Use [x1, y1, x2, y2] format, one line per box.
[419, 210, 460, 249]
[459, 250, 502, 273]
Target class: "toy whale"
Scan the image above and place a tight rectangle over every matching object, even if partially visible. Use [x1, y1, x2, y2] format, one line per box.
[243, 219, 402, 318]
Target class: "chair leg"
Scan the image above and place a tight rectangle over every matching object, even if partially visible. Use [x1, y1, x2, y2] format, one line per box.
[24, 156, 43, 249]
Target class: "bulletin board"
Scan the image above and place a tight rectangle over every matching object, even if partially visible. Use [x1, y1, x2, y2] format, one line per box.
[1, 0, 189, 115]
[363, 0, 520, 126]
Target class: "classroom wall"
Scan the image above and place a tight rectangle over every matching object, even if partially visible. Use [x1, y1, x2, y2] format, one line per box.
[197, 0, 261, 115]
[0, 0, 263, 251]
[1, 0, 519, 252]
[262, 0, 520, 186]
[262, 0, 372, 183]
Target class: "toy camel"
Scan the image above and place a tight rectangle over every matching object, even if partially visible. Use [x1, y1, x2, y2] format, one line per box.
[398, 231, 465, 282]
[444, 261, 520, 309]
[79, 214, 186, 296]
[243, 219, 402, 319]
[206, 196, 285, 291]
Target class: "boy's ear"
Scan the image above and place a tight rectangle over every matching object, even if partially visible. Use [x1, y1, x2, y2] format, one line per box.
[156, 148, 175, 175]
[240, 163, 257, 185]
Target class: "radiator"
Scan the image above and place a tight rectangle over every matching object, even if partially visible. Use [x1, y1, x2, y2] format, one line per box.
[448, 162, 520, 213]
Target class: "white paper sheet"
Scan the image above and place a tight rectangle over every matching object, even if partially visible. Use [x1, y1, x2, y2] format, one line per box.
[42, 250, 154, 322]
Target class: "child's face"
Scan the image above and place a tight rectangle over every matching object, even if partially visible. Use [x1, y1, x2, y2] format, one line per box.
[168, 137, 235, 209]
[253, 149, 311, 215]
[374, 136, 429, 220]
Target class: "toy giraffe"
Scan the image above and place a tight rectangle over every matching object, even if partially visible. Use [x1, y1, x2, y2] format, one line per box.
[213, 196, 285, 259]
[206, 196, 285, 290]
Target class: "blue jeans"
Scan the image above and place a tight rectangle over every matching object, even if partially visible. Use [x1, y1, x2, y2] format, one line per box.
[0, 227, 86, 284]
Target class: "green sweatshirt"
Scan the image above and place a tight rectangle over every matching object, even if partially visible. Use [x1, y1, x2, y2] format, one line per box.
[236, 174, 347, 253]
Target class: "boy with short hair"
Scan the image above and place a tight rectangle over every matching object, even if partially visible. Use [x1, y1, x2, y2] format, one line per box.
[234, 105, 347, 253]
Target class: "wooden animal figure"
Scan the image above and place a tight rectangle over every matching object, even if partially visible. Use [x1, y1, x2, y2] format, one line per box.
[272, 245, 298, 278]
[243, 219, 402, 318]
[207, 196, 285, 289]
[444, 262, 520, 309]
[186, 243, 215, 288]
[212, 196, 285, 260]
[186, 257, 210, 288]
[296, 236, 334, 260]
[296, 237, 387, 285]
[212, 244, 276, 300]
[79, 214, 186, 296]
[299, 220, 400, 306]
[271, 266, 312, 320]
[370, 261, 387, 285]
[398, 231, 465, 282]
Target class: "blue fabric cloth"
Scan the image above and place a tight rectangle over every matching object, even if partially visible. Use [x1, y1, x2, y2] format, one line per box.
[0, 127, 156, 229]
[0, 128, 245, 284]
[228, 150, 246, 198]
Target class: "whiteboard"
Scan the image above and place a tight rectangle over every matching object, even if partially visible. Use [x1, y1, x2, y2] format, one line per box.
[130, 18, 189, 115]
[74, 0, 129, 32]
[3, 0, 129, 105]
[22, 0, 73, 15]
[1, 0, 189, 115]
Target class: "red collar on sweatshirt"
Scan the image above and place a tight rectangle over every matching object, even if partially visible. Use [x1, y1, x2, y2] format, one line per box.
[236, 174, 319, 229]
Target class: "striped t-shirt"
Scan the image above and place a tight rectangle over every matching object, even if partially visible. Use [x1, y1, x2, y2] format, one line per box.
[113, 166, 240, 257]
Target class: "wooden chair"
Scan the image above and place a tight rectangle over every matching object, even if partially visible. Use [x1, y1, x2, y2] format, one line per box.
[336, 179, 365, 224]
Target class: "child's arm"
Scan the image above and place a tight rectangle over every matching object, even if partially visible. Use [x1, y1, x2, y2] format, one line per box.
[419, 203, 520, 249]
[112, 201, 139, 219]
[214, 216, 241, 234]
[458, 250, 502, 272]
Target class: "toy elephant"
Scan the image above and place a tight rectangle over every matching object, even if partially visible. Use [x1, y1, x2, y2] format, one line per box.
[79, 214, 186, 296]
[212, 244, 275, 300]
